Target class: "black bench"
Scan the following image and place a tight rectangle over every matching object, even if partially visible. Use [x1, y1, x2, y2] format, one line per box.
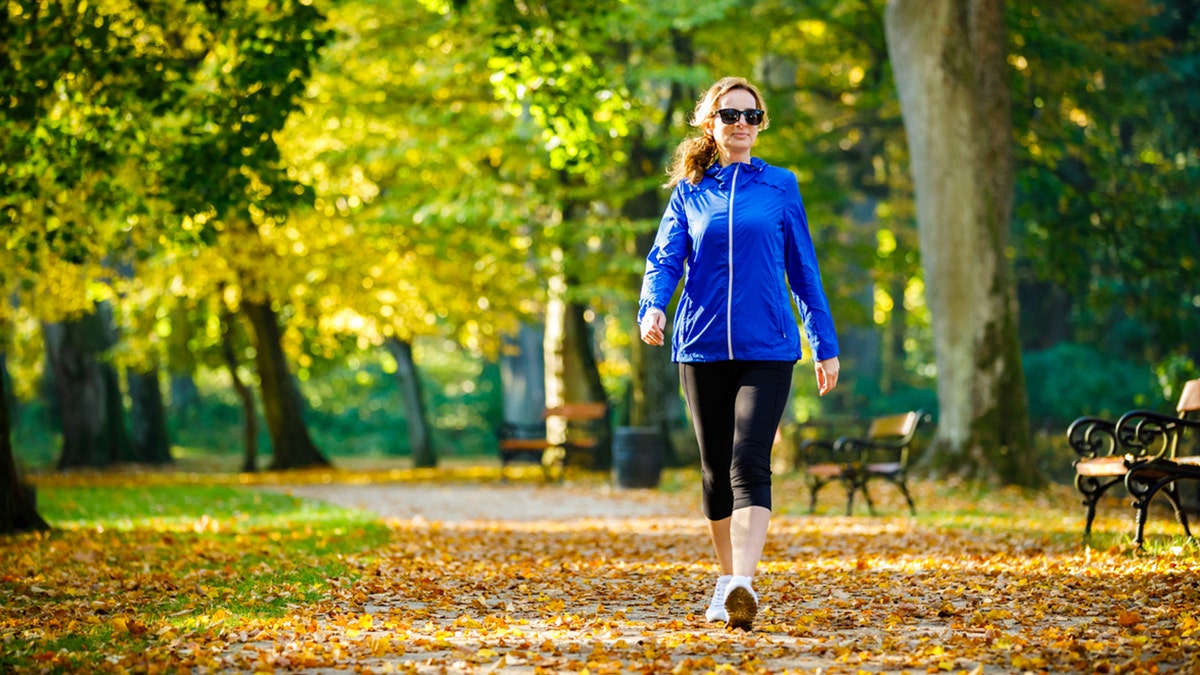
[797, 411, 930, 515]
[1068, 378, 1200, 546]
[497, 402, 609, 482]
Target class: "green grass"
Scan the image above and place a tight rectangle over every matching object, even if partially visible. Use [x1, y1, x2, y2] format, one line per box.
[38, 484, 380, 533]
[0, 483, 391, 673]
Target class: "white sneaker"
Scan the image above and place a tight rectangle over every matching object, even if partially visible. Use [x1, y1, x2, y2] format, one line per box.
[705, 575, 732, 622]
[723, 575, 758, 631]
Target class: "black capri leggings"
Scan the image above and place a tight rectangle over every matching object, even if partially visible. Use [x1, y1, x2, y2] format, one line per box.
[679, 360, 795, 521]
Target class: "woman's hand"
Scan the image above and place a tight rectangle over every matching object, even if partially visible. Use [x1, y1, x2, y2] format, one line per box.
[640, 309, 666, 346]
[815, 356, 840, 396]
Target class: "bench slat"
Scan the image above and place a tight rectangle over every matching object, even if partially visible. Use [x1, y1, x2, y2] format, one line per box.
[499, 439, 553, 452]
[499, 402, 610, 482]
[1074, 456, 1128, 477]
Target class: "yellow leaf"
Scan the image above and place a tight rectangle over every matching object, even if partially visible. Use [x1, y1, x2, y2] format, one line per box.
[984, 609, 1011, 622]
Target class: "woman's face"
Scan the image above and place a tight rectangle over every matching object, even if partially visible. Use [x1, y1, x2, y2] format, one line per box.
[707, 88, 760, 162]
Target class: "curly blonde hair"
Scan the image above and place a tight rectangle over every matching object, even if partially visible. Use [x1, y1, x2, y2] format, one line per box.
[664, 77, 769, 188]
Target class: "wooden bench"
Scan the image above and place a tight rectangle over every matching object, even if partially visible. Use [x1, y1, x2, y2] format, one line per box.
[1068, 378, 1200, 546]
[797, 411, 930, 515]
[497, 402, 609, 482]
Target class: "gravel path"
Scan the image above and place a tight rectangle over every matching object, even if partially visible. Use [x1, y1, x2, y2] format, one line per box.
[268, 481, 692, 522]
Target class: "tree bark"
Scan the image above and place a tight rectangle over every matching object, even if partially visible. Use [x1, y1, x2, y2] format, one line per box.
[1, 351, 49, 534]
[882, 273, 908, 395]
[127, 367, 173, 465]
[241, 300, 329, 470]
[558, 299, 612, 470]
[169, 373, 201, 429]
[1, 353, 15, 428]
[384, 337, 435, 468]
[219, 307, 259, 473]
[839, 198, 884, 405]
[43, 306, 131, 470]
[500, 323, 546, 431]
[885, 0, 1034, 485]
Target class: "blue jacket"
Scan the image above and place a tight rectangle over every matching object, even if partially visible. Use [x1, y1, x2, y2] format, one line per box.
[638, 157, 839, 363]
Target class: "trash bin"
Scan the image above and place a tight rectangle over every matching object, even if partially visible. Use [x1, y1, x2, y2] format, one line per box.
[612, 426, 664, 489]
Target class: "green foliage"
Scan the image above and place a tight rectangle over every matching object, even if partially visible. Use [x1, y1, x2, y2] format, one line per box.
[298, 348, 503, 459]
[1023, 342, 1161, 429]
[9, 402, 59, 470]
[164, 0, 332, 230]
[1012, 1, 1200, 362]
[1, 0, 212, 323]
[1155, 353, 1200, 404]
[12, 338, 505, 469]
[860, 383, 939, 421]
[269, 0, 547, 358]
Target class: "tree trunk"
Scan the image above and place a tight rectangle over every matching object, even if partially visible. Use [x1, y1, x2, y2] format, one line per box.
[880, 273, 907, 395]
[885, 0, 1034, 485]
[839, 198, 884, 406]
[385, 337, 435, 468]
[43, 306, 131, 470]
[544, 272, 612, 471]
[219, 308, 259, 473]
[128, 367, 173, 465]
[500, 323, 547, 430]
[1, 353, 15, 428]
[1, 351, 49, 534]
[558, 299, 613, 470]
[169, 372, 201, 428]
[241, 300, 329, 470]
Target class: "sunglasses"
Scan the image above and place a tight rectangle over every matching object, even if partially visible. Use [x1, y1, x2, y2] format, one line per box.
[713, 108, 764, 126]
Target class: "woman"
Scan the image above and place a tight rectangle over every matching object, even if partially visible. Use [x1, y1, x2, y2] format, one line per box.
[638, 76, 841, 631]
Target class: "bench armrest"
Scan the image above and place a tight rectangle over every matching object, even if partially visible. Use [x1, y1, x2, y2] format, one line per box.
[833, 436, 909, 453]
[1115, 410, 1200, 461]
[797, 438, 852, 467]
[798, 439, 836, 452]
[830, 410, 931, 453]
[1066, 416, 1120, 460]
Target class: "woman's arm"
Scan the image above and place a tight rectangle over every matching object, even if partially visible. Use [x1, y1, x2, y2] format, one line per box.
[638, 186, 690, 328]
[781, 175, 840, 364]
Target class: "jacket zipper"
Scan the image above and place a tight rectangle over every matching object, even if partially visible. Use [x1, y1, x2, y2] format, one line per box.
[726, 165, 739, 360]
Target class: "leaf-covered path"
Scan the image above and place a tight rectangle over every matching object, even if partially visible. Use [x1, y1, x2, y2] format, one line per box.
[237, 481, 1200, 674]
[5, 474, 1200, 673]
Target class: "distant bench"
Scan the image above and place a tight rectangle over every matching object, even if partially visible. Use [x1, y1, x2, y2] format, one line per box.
[497, 402, 609, 482]
[796, 410, 930, 516]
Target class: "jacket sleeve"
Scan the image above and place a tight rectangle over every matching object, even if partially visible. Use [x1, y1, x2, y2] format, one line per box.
[638, 185, 690, 324]
[782, 175, 840, 361]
